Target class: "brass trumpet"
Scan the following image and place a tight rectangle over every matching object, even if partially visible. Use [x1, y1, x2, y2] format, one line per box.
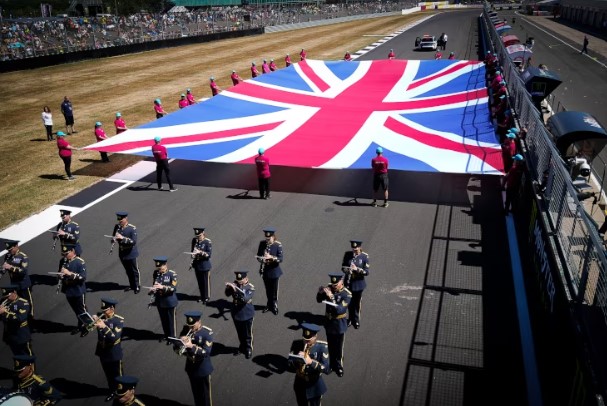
[0, 298, 16, 317]
[84, 313, 107, 332]
[178, 329, 195, 356]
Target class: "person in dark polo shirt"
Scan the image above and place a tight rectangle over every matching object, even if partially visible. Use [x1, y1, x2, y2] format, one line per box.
[151, 136, 177, 192]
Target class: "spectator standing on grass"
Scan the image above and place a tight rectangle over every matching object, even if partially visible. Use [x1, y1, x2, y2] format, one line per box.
[210, 77, 220, 96]
[114, 112, 128, 134]
[94, 122, 110, 163]
[152, 136, 177, 192]
[61, 96, 76, 135]
[42, 106, 54, 141]
[300, 48, 307, 61]
[285, 54, 292, 67]
[154, 99, 167, 119]
[56, 131, 78, 181]
[580, 35, 589, 54]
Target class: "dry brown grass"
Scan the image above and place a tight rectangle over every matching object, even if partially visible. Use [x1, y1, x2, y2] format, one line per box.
[0, 13, 424, 230]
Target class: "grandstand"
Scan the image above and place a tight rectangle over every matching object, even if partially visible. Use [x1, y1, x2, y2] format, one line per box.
[172, 0, 326, 6]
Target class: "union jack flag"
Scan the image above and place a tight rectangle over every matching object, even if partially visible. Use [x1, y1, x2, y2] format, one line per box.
[85, 59, 503, 174]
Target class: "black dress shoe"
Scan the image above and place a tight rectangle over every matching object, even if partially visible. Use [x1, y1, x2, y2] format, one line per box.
[347, 320, 352, 327]
[353, 322, 360, 329]
[105, 393, 115, 402]
[336, 368, 344, 377]
[245, 350, 252, 359]
[262, 307, 270, 313]
[272, 308, 278, 315]
[134, 286, 141, 294]
[197, 299, 203, 303]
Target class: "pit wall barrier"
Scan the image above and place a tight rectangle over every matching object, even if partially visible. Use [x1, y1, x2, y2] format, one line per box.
[480, 3, 607, 405]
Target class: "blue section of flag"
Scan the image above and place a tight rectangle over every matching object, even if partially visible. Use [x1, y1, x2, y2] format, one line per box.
[325, 60, 359, 81]
[250, 66, 315, 92]
[415, 69, 485, 98]
[349, 143, 438, 172]
[402, 109, 498, 144]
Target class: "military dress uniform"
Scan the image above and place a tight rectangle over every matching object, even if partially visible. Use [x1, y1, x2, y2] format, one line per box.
[225, 271, 255, 358]
[113, 375, 145, 406]
[14, 355, 62, 405]
[288, 323, 330, 406]
[341, 240, 370, 329]
[0, 285, 32, 356]
[179, 311, 214, 406]
[191, 228, 212, 304]
[59, 243, 87, 335]
[95, 298, 124, 402]
[257, 228, 283, 314]
[151, 256, 178, 342]
[113, 212, 141, 293]
[55, 209, 82, 256]
[316, 274, 351, 377]
[3, 240, 34, 316]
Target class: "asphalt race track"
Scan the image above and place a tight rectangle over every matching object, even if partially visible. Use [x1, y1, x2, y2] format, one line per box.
[0, 10, 527, 406]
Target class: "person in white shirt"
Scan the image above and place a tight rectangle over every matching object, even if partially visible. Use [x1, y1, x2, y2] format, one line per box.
[42, 106, 54, 141]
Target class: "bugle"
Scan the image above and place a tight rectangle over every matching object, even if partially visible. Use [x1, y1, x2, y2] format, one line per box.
[177, 329, 195, 356]
[84, 313, 107, 333]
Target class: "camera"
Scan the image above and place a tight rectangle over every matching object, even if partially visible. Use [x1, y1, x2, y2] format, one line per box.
[580, 162, 591, 177]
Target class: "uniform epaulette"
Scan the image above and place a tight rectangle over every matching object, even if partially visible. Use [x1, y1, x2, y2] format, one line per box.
[20, 252, 29, 258]
[33, 374, 47, 384]
[128, 223, 136, 229]
[202, 325, 213, 332]
[76, 257, 85, 264]
[275, 240, 282, 245]
[316, 340, 328, 345]
[114, 314, 124, 320]
[205, 238, 212, 243]
[17, 298, 29, 304]
[362, 251, 368, 256]
[248, 283, 255, 289]
[343, 287, 352, 295]
[168, 269, 177, 275]
[71, 221, 79, 226]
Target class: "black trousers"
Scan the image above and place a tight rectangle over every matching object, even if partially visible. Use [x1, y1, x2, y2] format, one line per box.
[100, 151, 109, 162]
[7, 341, 33, 356]
[156, 159, 174, 189]
[504, 186, 518, 212]
[294, 380, 322, 406]
[119, 257, 140, 290]
[188, 374, 212, 406]
[17, 287, 34, 318]
[327, 332, 345, 372]
[233, 318, 253, 353]
[194, 270, 211, 302]
[258, 177, 270, 198]
[66, 294, 86, 328]
[61, 155, 72, 177]
[263, 276, 279, 310]
[348, 290, 363, 325]
[45, 125, 53, 140]
[100, 360, 122, 391]
[157, 306, 176, 338]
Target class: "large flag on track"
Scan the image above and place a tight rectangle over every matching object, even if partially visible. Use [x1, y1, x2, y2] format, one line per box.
[85, 59, 503, 174]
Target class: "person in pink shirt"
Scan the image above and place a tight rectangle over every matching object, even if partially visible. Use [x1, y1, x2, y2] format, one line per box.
[299, 48, 306, 61]
[285, 54, 291, 67]
[388, 49, 395, 59]
[154, 99, 167, 119]
[114, 112, 127, 134]
[434, 50, 442, 60]
[448, 52, 456, 60]
[255, 147, 271, 199]
[231, 70, 243, 85]
[269, 59, 277, 71]
[56, 131, 78, 180]
[178, 94, 189, 109]
[251, 62, 260, 78]
[186, 88, 196, 105]
[210, 77, 221, 96]
[344, 51, 352, 61]
[501, 132, 517, 172]
[262, 59, 270, 74]
[151, 136, 177, 192]
[371, 147, 389, 207]
[94, 121, 110, 162]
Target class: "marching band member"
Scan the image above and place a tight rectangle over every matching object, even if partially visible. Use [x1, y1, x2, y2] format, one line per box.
[288, 323, 329, 406]
[13, 355, 62, 404]
[225, 271, 255, 359]
[58, 243, 88, 336]
[93, 297, 124, 403]
[0, 284, 32, 356]
[112, 211, 141, 294]
[54, 208, 82, 255]
[316, 273, 351, 377]
[191, 227, 212, 304]
[341, 240, 370, 329]
[149, 256, 178, 344]
[114, 375, 145, 405]
[2, 240, 34, 316]
[177, 311, 214, 406]
[257, 228, 283, 315]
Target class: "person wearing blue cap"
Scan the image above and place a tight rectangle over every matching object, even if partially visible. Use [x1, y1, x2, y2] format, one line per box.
[371, 146, 389, 207]
[94, 121, 110, 162]
[501, 131, 517, 172]
[191, 227, 213, 304]
[114, 375, 143, 405]
[112, 211, 141, 294]
[3, 240, 34, 317]
[316, 273, 352, 377]
[58, 242, 88, 336]
[177, 310, 214, 406]
[54, 208, 82, 256]
[149, 256, 178, 344]
[1, 284, 32, 356]
[287, 323, 329, 405]
[152, 136, 177, 192]
[56, 130, 79, 181]
[255, 147, 271, 199]
[503, 153, 525, 214]
[14, 355, 63, 404]
[154, 98, 167, 119]
[93, 297, 124, 402]
[257, 228, 283, 314]
[114, 112, 128, 134]
[225, 271, 255, 359]
[341, 240, 369, 329]
[210, 77, 221, 96]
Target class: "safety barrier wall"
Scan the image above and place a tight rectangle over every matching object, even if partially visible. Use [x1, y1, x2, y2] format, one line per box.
[481, 4, 607, 405]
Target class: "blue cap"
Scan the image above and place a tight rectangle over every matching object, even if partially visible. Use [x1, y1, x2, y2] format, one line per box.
[258, 147, 265, 154]
[376, 147, 383, 154]
[263, 228, 276, 237]
[350, 240, 362, 248]
[499, 80, 506, 85]
[509, 127, 520, 134]
[115, 376, 139, 396]
[513, 154, 524, 161]
[185, 310, 202, 325]
[499, 94, 506, 99]
[301, 323, 321, 339]
[329, 273, 343, 284]
[506, 132, 516, 139]
[101, 297, 118, 309]
[116, 211, 128, 220]
[235, 271, 248, 281]
[1, 284, 19, 295]
[193, 227, 205, 235]
[56, 131, 66, 137]
[4, 240, 19, 249]
[61, 243, 76, 254]
[154, 136, 161, 143]
[116, 112, 121, 117]
[153, 256, 168, 267]
[495, 71, 501, 75]
[155, 98, 161, 104]
[95, 121, 102, 126]
[14, 355, 36, 370]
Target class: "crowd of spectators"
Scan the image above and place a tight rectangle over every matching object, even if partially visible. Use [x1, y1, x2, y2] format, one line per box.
[0, 1, 415, 61]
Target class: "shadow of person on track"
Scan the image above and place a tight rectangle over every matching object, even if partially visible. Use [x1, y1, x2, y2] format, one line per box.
[226, 190, 258, 199]
[50, 377, 106, 399]
[206, 298, 232, 321]
[121, 326, 164, 342]
[138, 394, 190, 406]
[31, 318, 75, 334]
[283, 311, 326, 329]
[210, 341, 239, 357]
[252, 353, 288, 376]
[85, 281, 126, 293]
